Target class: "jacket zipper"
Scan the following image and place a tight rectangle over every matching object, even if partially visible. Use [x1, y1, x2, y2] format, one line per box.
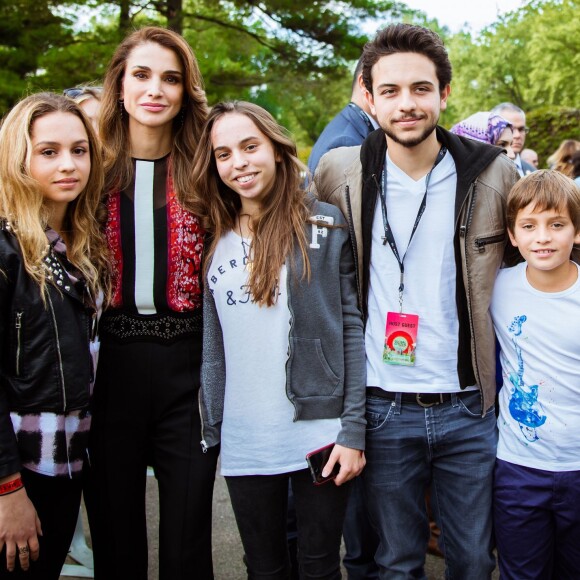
[199, 389, 208, 453]
[46, 292, 67, 411]
[15, 311, 23, 377]
[458, 183, 485, 415]
[344, 184, 363, 310]
[474, 233, 505, 253]
[284, 259, 297, 421]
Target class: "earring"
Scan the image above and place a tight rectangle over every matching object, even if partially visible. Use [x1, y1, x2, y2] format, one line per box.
[118, 99, 125, 120]
[180, 107, 185, 126]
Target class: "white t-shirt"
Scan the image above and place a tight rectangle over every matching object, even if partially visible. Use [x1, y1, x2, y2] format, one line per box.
[366, 150, 471, 393]
[208, 230, 340, 476]
[491, 262, 580, 471]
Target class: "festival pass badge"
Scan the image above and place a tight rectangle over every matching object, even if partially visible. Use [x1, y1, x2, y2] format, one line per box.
[383, 312, 419, 366]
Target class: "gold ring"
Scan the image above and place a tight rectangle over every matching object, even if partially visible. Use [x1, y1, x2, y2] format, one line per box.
[18, 546, 29, 555]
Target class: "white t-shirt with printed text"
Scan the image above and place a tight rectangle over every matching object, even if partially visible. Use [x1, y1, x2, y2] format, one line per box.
[208, 230, 340, 476]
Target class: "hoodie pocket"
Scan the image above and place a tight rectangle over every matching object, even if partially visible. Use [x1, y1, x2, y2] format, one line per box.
[289, 337, 340, 397]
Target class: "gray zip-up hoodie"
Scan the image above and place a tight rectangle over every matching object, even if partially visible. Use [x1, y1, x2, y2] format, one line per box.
[199, 200, 366, 452]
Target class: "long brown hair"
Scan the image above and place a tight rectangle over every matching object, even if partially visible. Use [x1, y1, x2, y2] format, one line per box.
[0, 92, 109, 300]
[547, 139, 580, 178]
[99, 26, 208, 203]
[190, 101, 312, 307]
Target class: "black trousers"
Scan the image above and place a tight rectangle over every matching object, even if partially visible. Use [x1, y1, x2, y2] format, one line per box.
[226, 469, 351, 580]
[0, 469, 83, 580]
[87, 334, 219, 580]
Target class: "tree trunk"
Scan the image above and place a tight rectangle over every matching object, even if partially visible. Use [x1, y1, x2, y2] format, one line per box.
[166, 0, 183, 34]
[119, 0, 131, 33]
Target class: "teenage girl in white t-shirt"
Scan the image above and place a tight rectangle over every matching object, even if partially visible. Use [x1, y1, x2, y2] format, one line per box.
[191, 101, 366, 579]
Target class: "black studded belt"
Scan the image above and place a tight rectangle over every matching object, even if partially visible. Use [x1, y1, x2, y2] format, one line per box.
[99, 311, 202, 344]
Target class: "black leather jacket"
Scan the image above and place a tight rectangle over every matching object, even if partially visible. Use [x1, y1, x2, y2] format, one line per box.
[0, 224, 95, 478]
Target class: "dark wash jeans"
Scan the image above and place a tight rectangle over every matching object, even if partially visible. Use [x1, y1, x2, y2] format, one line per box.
[226, 468, 351, 580]
[363, 390, 497, 580]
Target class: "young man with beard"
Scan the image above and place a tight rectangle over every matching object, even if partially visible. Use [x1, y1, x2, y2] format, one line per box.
[313, 24, 519, 579]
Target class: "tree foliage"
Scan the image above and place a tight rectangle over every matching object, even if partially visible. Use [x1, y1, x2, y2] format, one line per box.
[1, 0, 578, 150]
[448, 0, 580, 122]
[527, 107, 580, 167]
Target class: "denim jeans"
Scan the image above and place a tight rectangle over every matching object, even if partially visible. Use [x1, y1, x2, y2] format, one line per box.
[226, 468, 351, 580]
[362, 390, 497, 580]
[342, 476, 380, 579]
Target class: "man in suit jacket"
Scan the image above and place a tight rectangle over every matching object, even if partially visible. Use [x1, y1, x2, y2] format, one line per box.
[305, 57, 380, 580]
[307, 58, 377, 175]
[491, 102, 536, 176]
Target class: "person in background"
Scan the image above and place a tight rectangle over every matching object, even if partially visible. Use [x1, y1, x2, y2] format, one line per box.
[87, 26, 218, 580]
[571, 150, 580, 185]
[0, 92, 108, 579]
[64, 85, 103, 135]
[521, 148, 539, 169]
[451, 111, 515, 159]
[546, 139, 580, 178]
[491, 170, 580, 579]
[308, 57, 378, 175]
[491, 102, 535, 176]
[191, 100, 366, 580]
[306, 54, 381, 580]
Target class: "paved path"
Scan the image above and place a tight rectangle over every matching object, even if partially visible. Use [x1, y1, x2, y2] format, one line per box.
[61, 471, 497, 579]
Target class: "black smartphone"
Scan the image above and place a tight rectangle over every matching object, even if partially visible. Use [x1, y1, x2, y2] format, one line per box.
[306, 443, 340, 485]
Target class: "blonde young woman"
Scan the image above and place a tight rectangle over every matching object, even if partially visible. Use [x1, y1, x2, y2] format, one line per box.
[191, 101, 366, 579]
[87, 27, 218, 580]
[0, 92, 107, 579]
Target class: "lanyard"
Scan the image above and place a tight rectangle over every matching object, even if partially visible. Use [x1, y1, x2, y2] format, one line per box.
[348, 102, 375, 134]
[379, 146, 447, 311]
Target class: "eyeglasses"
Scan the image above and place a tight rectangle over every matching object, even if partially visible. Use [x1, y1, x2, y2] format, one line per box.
[512, 126, 529, 135]
[63, 88, 85, 98]
[63, 87, 103, 99]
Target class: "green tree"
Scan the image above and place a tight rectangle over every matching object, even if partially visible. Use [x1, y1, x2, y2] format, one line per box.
[0, 0, 73, 110]
[448, 0, 580, 124]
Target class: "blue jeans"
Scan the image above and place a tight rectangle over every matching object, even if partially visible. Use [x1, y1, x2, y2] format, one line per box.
[362, 390, 497, 580]
[342, 476, 380, 579]
[494, 459, 580, 580]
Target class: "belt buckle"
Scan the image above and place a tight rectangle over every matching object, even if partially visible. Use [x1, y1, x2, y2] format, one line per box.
[415, 393, 441, 408]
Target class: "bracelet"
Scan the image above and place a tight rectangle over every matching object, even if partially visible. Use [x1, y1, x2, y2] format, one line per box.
[0, 477, 24, 496]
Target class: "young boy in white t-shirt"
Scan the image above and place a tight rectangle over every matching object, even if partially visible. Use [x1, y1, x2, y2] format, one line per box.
[491, 170, 580, 579]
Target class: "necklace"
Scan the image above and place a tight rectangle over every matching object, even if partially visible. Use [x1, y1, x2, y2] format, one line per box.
[237, 213, 253, 272]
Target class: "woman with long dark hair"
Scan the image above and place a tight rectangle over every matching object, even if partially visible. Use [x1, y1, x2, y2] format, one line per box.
[191, 101, 366, 579]
[88, 27, 218, 580]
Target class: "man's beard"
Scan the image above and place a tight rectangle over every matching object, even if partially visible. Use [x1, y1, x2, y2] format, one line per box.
[381, 116, 438, 148]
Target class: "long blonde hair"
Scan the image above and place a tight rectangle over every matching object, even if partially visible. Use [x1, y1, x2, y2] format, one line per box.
[190, 101, 312, 307]
[99, 26, 208, 202]
[0, 92, 109, 300]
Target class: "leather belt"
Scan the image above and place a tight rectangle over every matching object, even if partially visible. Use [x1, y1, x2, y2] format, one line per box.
[366, 387, 471, 408]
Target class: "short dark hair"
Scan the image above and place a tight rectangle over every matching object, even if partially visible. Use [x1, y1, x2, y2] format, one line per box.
[351, 56, 364, 93]
[361, 24, 452, 94]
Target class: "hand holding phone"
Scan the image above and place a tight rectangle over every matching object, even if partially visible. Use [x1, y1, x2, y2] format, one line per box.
[306, 443, 340, 485]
